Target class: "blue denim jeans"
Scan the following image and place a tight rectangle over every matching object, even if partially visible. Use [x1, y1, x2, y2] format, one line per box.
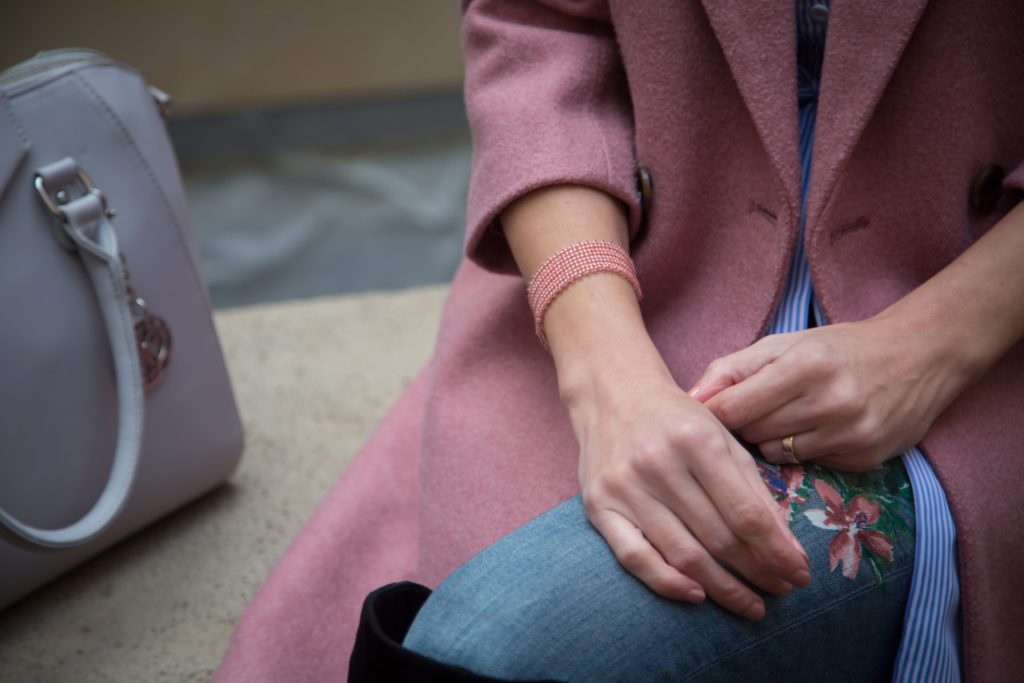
[404, 461, 915, 682]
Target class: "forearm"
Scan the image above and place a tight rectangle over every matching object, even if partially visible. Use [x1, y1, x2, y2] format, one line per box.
[501, 185, 669, 401]
[875, 201, 1024, 387]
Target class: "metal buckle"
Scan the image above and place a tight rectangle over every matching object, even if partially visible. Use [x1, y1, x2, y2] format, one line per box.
[34, 169, 112, 249]
[33, 167, 172, 389]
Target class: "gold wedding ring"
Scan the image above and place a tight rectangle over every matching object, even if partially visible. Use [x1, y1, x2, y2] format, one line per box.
[781, 435, 799, 464]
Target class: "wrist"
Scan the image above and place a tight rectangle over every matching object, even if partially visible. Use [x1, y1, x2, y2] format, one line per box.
[872, 292, 990, 390]
[873, 201, 1024, 386]
[545, 274, 670, 410]
[528, 240, 642, 349]
[866, 302, 981, 419]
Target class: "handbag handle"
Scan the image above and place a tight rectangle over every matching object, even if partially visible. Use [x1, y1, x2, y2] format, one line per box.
[0, 158, 145, 550]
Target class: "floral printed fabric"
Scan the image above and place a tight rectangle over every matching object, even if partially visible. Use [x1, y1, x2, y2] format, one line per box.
[759, 459, 915, 589]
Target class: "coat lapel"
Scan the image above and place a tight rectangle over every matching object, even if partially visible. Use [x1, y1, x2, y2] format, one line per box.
[701, 1, 801, 216]
[701, 0, 930, 227]
[808, 0, 929, 221]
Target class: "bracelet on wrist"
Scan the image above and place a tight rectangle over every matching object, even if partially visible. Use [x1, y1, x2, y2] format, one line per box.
[526, 240, 642, 350]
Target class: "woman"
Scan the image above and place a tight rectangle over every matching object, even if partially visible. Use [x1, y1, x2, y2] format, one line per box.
[216, 2, 1024, 681]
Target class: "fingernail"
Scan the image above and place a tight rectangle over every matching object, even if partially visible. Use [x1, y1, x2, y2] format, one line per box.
[794, 538, 809, 564]
[687, 587, 706, 603]
[792, 568, 811, 587]
[688, 384, 702, 398]
[746, 601, 766, 621]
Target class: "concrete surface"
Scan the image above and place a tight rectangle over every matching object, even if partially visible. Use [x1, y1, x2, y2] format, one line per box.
[0, 285, 449, 683]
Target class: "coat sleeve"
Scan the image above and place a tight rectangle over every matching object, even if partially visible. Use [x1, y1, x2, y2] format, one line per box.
[461, 0, 642, 274]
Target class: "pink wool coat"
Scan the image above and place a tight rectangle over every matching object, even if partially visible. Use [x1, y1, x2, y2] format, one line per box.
[217, 1, 1024, 680]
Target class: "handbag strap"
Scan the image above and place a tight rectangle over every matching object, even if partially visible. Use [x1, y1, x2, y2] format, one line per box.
[0, 158, 144, 550]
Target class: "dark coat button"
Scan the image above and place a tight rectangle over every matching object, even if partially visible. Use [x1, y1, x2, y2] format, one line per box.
[970, 163, 1005, 213]
[809, 3, 830, 27]
[636, 165, 653, 217]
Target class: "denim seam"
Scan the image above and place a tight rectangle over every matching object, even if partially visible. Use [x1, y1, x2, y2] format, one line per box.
[683, 563, 916, 681]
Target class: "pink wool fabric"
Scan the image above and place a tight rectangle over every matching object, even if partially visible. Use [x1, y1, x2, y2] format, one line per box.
[217, 2, 1024, 681]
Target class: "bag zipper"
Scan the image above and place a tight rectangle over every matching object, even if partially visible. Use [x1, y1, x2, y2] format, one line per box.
[0, 48, 122, 94]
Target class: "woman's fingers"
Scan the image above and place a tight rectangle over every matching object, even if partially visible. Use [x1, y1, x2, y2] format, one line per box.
[727, 439, 810, 563]
[698, 327, 905, 471]
[759, 432, 897, 471]
[644, 484, 797, 599]
[689, 336, 792, 403]
[729, 396, 823, 445]
[573, 356, 815, 619]
[589, 509, 705, 604]
[586, 424, 808, 620]
[703, 356, 809, 430]
[592, 505, 772, 621]
[758, 432, 811, 465]
[678, 435, 811, 588]
[758, 428, 849, 465]
[636, 418, 810, 587]
[640, 461, 810, 601]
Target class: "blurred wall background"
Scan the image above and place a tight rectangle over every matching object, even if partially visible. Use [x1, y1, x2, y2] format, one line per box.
[1, 1, 471, 307]
[1, 0, 465, 112]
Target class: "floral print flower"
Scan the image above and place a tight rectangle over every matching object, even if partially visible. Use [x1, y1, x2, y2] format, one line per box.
[803, 479, 894, 580]
[758, 463, 808, 522]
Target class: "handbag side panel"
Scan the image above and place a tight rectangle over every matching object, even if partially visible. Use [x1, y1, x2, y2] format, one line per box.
[0, 58, 244, 610]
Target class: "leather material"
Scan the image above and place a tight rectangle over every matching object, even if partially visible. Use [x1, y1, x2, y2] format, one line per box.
[0, 171, 143, 550]
[0, 94, 29, 204]
[0, 49, 243, 608]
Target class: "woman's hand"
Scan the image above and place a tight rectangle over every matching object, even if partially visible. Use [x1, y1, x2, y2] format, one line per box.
[500, 185, 809, 620]
[559, 329, 811, 620]
[690, 313, 975, 471]
[692, 202, 1024, 471]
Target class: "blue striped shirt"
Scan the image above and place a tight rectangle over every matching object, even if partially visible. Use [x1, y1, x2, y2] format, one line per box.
[778, 4, 961, 680]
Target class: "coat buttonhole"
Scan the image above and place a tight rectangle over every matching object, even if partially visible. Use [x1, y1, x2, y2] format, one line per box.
[750, 202, 778, 222]
[829, 217, 869, 244]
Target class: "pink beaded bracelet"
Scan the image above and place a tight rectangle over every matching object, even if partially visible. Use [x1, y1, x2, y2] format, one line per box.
[527, 240, 642, 349]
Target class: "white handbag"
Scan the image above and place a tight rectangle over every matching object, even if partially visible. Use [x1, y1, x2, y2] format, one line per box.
[0, 48, 244, 608]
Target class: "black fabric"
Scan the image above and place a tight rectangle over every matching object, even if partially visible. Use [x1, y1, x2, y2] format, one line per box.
[349, 581, 562, 683]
